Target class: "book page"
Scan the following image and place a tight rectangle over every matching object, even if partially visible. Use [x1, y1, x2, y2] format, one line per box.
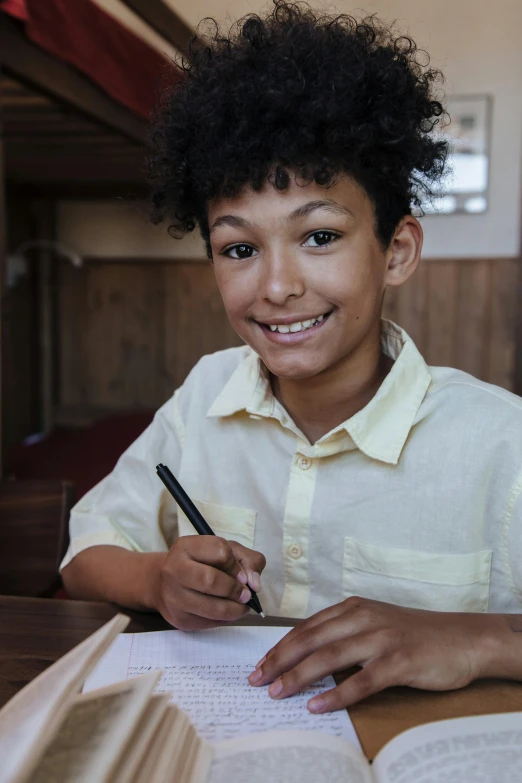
[0, 614, 129, 783]
[31, 673, 159, 783]
[373, 711, 522, 783]
[209, 729, 372, 783]
[111, 693, 170, 783]
[84, 627, 360, 747]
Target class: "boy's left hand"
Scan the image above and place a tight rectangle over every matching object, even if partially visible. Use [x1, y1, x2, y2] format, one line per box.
[248, 596, 505, 712]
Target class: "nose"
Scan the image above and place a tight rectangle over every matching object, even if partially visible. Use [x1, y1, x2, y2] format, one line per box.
[261, 249, 305, 306]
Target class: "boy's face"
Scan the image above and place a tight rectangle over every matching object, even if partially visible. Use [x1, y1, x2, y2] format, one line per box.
[208, 174, 418, 381]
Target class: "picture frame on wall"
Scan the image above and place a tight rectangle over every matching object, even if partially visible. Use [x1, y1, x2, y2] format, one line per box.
[422, 94, 492, 215]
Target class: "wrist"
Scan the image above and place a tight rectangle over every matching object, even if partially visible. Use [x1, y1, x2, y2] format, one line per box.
[474, 614, 522, 680]
[139, 552, 169, 612]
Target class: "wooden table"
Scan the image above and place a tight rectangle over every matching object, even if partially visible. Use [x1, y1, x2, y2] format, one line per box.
[2, 595, 522, 760]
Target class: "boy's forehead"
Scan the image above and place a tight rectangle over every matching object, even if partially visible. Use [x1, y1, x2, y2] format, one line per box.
[207, 172, 372, 223]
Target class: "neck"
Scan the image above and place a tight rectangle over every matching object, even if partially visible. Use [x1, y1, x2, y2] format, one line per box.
[271, 326, 393, 445]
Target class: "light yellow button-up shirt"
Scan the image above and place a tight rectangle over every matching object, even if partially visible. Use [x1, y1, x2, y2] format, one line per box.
[61, 320, 522, 618]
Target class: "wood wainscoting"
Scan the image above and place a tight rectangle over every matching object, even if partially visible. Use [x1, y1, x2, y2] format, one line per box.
[56, 257, 518, 420]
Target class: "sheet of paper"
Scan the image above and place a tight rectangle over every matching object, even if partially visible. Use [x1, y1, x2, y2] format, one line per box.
[84, 627, 360, 747]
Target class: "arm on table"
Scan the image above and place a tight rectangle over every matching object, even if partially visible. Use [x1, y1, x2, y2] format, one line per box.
[248, 597, 522, 713]
[62, 547, 164, 611]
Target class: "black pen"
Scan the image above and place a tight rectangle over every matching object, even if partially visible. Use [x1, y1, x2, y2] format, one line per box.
[156, 463, 265, 617]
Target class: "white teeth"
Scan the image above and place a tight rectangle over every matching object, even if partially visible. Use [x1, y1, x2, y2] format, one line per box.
[267, 314, 328, 334]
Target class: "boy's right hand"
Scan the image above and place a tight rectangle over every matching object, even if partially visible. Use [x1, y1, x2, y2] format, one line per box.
[153, 535, 266, 630]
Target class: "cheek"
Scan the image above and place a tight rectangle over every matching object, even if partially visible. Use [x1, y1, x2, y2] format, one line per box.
[213, 267, 253, 323]
[336, 251, 386, 315]
[315, 257, 382, 316]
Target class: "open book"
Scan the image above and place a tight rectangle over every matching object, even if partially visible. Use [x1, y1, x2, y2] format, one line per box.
[1, 616, 521, 783]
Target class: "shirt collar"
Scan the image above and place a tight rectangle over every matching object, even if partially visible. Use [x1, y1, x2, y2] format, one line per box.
[207, 319, 432, 464]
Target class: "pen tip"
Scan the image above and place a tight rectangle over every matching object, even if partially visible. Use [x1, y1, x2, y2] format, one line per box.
[260, 612, 265, 618]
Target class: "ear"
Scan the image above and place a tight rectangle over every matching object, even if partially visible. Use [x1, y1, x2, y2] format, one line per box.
[384, 215, 423, 287]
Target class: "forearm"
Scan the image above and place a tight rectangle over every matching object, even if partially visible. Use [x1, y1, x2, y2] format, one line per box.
[61, 546, 166, 611]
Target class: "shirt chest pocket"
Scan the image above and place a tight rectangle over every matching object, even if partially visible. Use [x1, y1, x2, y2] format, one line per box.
[343, 538, 492, 612]
[178, 499, 256, 550]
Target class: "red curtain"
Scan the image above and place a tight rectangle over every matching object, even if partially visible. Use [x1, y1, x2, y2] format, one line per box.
[0, 0, 28, 21]
[0, 0, 178, 119]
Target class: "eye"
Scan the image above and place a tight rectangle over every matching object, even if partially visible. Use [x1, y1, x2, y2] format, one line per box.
[223, 243, 257, 259]
[303, 230, 340, 248]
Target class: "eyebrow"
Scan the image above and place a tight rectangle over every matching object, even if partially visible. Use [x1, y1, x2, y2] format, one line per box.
[287, 199, 354, 222]
[209, 199, 354, 235]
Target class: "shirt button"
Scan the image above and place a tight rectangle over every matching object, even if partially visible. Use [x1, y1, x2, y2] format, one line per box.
[287, 543, 303, 559]
[296, 455, 312, 470]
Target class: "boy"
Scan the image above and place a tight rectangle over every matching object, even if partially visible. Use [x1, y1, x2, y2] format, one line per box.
[62, 2, 522, 714]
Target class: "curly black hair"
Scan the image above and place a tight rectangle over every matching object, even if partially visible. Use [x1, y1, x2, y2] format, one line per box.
[148, 1, 448, 254]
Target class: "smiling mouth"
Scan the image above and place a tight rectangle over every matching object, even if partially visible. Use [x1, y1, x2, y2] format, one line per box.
[258, 311, 332, 334]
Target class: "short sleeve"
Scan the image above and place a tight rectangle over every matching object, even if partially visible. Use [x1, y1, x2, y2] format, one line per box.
[60, 390, 183, 570]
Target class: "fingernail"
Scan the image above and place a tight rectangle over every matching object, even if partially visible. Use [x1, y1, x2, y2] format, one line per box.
[268, 678, 283, 698]
[248, 668, 263, 684]
[251, 571, 262, 592]
[255, 655, 266, 669]
[237, 571, 248, 585]
[308, 697, 325, 713]
[239, 587, 251, 604]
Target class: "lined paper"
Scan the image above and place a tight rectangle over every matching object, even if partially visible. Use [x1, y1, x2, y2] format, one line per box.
[84, 627, 360, 747]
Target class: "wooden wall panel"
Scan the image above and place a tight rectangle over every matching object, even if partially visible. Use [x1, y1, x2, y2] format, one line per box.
[455, 260, 491, 379]
[427, 262, 459, 367]
[164, 264, 242, 391]
[383, 257, 517, 391]
[58, 261, 242, 415]
[58, 257, 519, 420]
[59, 262, 89, 407]
[2, 193, 42, 454]
[85, 263, 167, 408]
[487, 258, 518, 390]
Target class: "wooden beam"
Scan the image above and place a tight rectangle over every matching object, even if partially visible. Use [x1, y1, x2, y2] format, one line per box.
[120, 0, 195, 55]
[514, 209, 522, 396]
[0, 16, 147, 145]
[7, 180, 148, 200]
[0, 70, 5, 475]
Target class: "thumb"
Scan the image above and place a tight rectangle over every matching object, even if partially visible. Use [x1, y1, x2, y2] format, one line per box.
[229, 541, 266, 593]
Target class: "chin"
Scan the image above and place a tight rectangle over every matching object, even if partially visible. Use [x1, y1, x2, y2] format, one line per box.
[261, 355, 327, 381]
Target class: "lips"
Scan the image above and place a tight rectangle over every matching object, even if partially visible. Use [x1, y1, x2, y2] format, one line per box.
[257, 311, 332, 341]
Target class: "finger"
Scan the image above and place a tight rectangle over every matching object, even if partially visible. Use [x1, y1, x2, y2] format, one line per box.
[276, 597, 368, 649]
[166, 612, 237, 632]
[183, 535, 247, 581]
[253, 634, 377, 699]
[307, 658, 398, 713]
[229, 541, 266, 592]
[178, 560, 252, 605]
[249, 613, 361, 686]
[253, 602, 349, 668]
[165, 585, 250, 626]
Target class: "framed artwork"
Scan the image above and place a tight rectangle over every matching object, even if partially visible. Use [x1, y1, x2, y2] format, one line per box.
[421, 94, 492, 215]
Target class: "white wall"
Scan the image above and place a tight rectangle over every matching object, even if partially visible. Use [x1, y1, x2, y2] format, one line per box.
[367, 0, 522, 257]
[59, 0, 522, 259]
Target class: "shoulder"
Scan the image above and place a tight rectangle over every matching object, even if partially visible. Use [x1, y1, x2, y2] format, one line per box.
[424, 364, 522, 428]
[174, 344, 252, 417]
